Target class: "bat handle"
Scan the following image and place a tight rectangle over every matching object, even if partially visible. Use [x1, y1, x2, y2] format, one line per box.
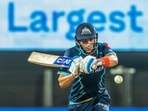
[92, 60, 103, 70]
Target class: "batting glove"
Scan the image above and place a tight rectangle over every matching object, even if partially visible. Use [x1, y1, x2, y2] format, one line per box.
[69, 56, 82, 77]
[79, 55, 97, 74]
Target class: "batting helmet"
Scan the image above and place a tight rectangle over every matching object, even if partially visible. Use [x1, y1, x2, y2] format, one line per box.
[75, 23, 97, 40]
[75, 23, 98, 56]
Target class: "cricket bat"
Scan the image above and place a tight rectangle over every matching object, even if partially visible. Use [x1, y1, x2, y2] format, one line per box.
[27, 52, 73, 68]
[27, 52, 98, 69]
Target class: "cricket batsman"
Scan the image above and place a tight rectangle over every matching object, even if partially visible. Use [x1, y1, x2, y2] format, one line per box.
[57, 23, 118, 111]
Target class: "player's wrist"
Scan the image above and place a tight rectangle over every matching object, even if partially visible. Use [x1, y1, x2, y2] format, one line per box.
[101, 56, 110, 67]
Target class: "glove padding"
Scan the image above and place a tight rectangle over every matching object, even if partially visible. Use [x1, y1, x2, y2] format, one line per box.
[69, 56, 82, 76]
[79, 55, 96, 74]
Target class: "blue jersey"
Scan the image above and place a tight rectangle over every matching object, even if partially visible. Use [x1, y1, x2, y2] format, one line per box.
[57, 42, 116, 105]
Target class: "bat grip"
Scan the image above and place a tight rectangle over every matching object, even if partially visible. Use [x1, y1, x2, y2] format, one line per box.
[92, 59, 103, 70]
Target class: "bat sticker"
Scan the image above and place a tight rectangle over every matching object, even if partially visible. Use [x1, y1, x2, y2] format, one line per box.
[54, 56, 73, 67]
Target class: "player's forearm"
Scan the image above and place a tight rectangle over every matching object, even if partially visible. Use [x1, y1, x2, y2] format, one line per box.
[58, 74, 75, 89]
[100, 54, 118, 67]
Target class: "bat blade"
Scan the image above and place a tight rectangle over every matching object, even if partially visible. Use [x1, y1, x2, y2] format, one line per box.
[27, 52, 73, 68]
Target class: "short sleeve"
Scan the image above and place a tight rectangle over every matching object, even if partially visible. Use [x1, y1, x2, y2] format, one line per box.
[102, 43, 116, 56]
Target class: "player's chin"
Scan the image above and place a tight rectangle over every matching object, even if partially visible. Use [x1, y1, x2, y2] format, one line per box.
[83, 47, 94, 53]
[84, 49, 93, 53]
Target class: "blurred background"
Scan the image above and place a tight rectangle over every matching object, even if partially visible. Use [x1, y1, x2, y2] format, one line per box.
[0, 0, 148, 111]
